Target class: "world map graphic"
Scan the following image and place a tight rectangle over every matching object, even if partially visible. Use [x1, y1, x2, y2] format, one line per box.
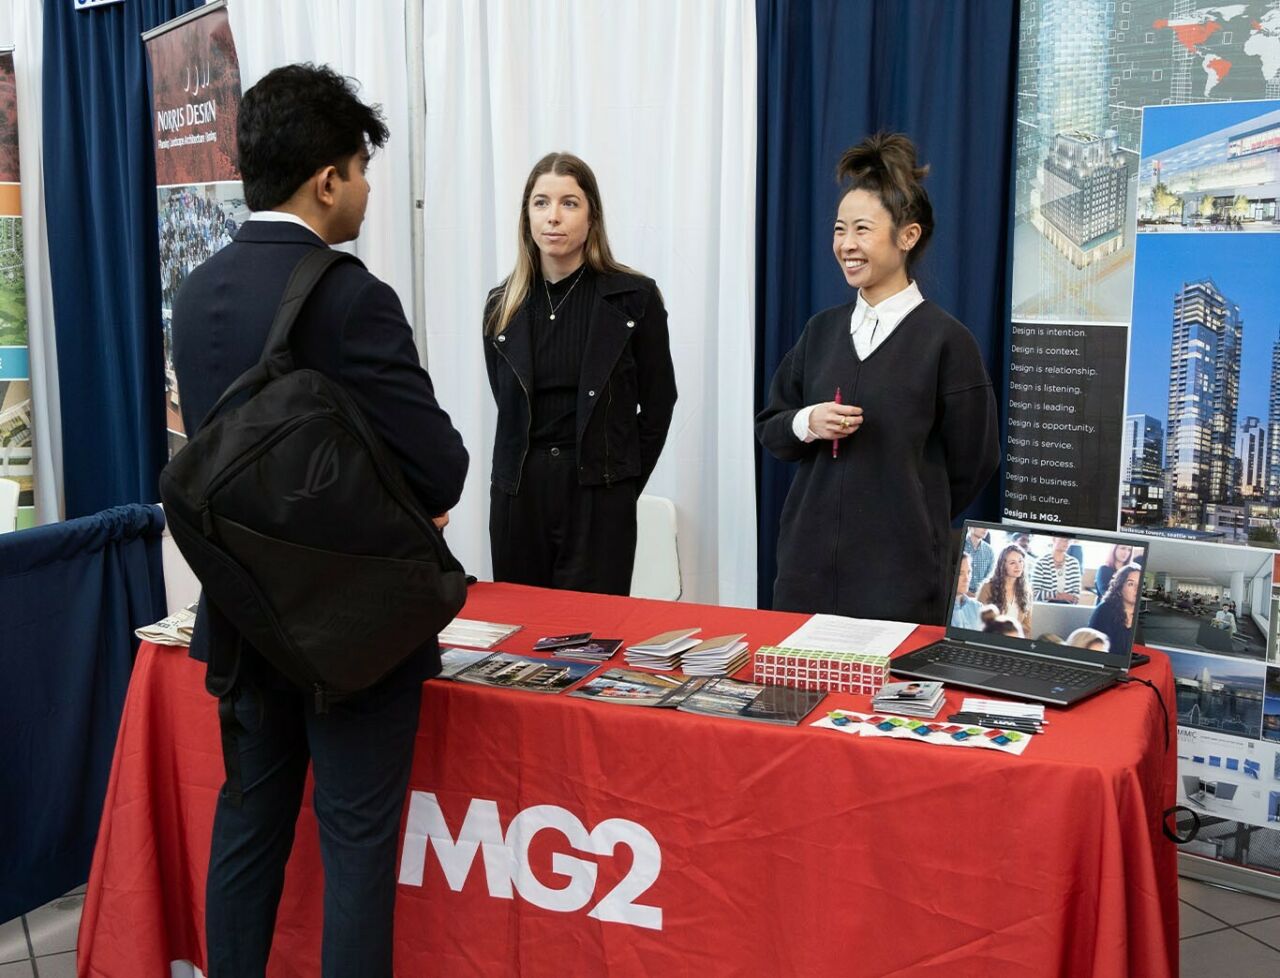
[1156, 3, 1280, 96]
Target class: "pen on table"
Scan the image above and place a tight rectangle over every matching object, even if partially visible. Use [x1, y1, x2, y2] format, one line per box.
[832, 386, 842, 459]
[960, 717, 1042, 736]
[948, 713, 1043, 735]
[947, 711, 1044, 727]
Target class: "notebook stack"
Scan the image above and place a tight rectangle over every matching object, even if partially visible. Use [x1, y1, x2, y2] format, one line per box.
[681, 633, 750, 676]
[438, 618, 523, 650]
[624, 628, 702, 670]
[871, 681, 945, 718]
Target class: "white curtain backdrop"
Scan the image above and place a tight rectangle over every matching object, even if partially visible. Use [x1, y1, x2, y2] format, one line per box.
[226, 0, 416, 326]
[423, 0, 758, 606]
[0, 0, 65, 524]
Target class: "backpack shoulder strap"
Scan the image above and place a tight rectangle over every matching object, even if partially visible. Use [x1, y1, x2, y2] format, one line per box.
[196, 249, 363, 431]
[260, 249, 363, 377]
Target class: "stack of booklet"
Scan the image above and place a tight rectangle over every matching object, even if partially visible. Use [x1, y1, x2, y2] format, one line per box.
[681, 633, 749, 676]
[871, 681, 945, 718]
[532, 633, 622, 663]
[624, 628, 702, 669]
[438, 618, 523, 650]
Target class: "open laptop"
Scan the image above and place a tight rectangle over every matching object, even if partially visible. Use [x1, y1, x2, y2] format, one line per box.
[890, 520, 1147, 707]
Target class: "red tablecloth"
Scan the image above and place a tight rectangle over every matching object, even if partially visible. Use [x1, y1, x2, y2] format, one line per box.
[79, 583, 1178, 978]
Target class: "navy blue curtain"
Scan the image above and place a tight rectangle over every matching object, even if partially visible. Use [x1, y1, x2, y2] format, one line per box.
[0, 504, 165, 920]
[755, 0, 1018, 607]
[43, 0, 202, 519]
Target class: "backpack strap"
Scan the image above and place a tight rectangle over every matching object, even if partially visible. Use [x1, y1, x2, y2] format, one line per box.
[196, 249, 364, 432]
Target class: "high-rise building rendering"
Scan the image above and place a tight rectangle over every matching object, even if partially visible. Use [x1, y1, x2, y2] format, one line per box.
[1268, 329, 1280, 501]
[1015, 0, 1112, 219]
[1040, 130, 1129, 268]
[1236, 416, 1267, 498]
[1164, 278, 1243, 527]
[1121, 413, 1165, 525]
[1122, 414, 1163, 483]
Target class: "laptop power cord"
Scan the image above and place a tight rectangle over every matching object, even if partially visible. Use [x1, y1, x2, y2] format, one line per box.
[1117, 675, 1202, 844]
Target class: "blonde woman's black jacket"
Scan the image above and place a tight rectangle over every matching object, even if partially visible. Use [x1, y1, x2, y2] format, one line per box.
[484, 271, 677, 493]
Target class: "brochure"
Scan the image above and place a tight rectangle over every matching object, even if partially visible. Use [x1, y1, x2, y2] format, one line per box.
[872, 681, 945, 718]
[675, 678, 822, 726]
[569, 668, 691, 707]
[533, 632, 592, 651]
[135, 603, 198, 647]
[453, 651, 596, 693]
[556, 638, 623, 662]
[437, 648, 493, 679]
[738, 684, 828, 725]
[676, 677, 763, 719]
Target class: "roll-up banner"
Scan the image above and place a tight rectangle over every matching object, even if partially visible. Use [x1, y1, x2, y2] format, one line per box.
[1010, 2, 1280, 881]
[143, 0, 246, 459]
[0, 49, 32, 532]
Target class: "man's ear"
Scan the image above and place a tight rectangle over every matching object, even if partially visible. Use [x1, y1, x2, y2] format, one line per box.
[313, 164, 340, 207]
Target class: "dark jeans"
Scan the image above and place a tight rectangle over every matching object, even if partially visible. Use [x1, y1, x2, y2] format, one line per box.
[490, 444, 638, 594]
[205, 652, 424, 978]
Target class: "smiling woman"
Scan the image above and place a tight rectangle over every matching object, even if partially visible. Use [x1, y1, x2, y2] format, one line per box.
[755, 133, 1001, 624]
[483, 152, 678, 595]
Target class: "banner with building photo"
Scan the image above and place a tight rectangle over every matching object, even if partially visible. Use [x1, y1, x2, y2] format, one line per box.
[1014, 1, 1280, 325]
[0, 50, 32, 532]
[1125, 98, 1280, 860]
[144, 1, 246, 458]
[1011, 2, 1280, 876]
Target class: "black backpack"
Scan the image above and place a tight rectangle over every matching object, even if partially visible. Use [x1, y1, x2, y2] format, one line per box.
[160, 249, 466, 710]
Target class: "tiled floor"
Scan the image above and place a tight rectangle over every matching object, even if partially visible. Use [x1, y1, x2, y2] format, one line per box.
[0, 885, 83, 978]
[2, 876, 1278, 974]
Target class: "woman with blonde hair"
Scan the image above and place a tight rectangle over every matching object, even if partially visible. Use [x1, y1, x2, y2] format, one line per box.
[756, 132, 999, 622]
[484, 153, 677, 593]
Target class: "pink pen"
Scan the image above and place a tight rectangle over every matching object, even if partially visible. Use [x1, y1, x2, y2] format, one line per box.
[832, 387, 842, 459]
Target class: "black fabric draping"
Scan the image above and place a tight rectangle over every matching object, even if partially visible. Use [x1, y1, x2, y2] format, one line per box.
[754, 0, 1018, 606]
[42, 0, 202, 517]
[0, 504, 166, 920]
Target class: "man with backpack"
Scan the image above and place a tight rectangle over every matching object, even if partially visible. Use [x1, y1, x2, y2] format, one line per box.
[170, 63, 468, 978]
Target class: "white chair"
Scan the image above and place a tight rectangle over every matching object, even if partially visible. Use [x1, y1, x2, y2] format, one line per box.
[0, 477, 18, 534]
[630, 494, 681, 601]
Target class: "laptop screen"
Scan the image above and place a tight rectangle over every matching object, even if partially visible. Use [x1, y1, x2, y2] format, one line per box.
[947, 520, 1148, 672]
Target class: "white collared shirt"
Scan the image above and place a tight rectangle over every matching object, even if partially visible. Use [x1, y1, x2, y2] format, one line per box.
[791, 281, 926, 442]
[247, 209, 324, 240]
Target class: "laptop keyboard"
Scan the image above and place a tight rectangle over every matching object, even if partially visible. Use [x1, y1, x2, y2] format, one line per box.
[919, 644, 1103, 689]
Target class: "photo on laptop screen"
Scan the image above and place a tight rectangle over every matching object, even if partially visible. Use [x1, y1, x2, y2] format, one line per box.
[950, 521, 1148, 665]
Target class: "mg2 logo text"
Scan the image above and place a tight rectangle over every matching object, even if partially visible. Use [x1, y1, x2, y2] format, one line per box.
[398, 792, 663, 930]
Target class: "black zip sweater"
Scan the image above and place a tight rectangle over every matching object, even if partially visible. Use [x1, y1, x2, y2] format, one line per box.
[484, 270, 677, 494]
[756, 299, 1000, 625]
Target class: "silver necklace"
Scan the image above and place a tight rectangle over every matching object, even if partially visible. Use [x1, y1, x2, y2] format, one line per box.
[543, 265, 587, 320]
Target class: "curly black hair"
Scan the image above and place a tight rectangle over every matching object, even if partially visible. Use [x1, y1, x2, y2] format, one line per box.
[237, 63, 389, 212]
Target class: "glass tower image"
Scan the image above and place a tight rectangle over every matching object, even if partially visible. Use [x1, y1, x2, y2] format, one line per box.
[1164, 278, 1242, 526]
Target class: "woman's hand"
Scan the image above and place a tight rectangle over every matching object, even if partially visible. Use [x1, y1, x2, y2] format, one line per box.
[432, 512, 450, 530]
[807, 402, 863, 441]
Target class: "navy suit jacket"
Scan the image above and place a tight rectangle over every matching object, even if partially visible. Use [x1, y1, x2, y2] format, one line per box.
[171, 219, 469, 693]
